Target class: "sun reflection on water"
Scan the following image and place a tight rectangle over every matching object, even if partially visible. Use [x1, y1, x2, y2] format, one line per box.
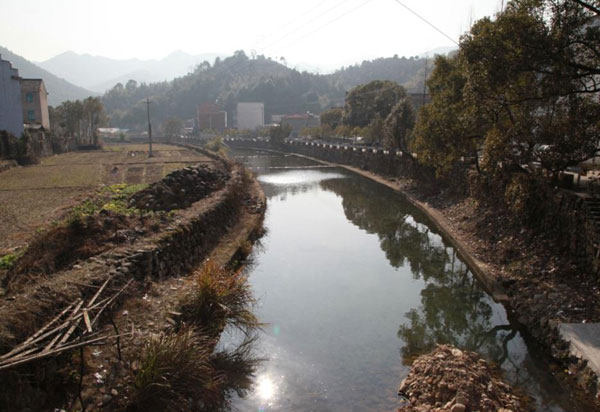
[256, 375, 276, 401]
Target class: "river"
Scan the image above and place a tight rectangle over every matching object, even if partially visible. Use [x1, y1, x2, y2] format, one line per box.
[223, 149, 575, 412]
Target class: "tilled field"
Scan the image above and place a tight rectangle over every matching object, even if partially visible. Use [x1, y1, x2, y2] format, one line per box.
[0, 144, 212, 254]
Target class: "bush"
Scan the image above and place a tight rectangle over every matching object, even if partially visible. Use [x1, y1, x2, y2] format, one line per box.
[130, 328, 261, 412]
[131, 327, 218, 412]
[204, 137, 227, 156]
[178, 262, 258, 339]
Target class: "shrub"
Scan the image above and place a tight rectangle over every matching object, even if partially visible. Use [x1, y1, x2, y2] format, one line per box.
[204, 137, 227, 156]
[130, 328, 261, 412]
[131, 327, 220, 412]
[178, 262, 258, 339]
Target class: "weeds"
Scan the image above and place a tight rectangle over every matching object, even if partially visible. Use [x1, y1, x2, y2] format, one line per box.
[130, 328, 261, 412]
[66, 184, 149, 223]
[0, 254, 18, 270]
[204, 137, 228, 156]
[130, 327, 219, 412]
[178, 262, 259, 339]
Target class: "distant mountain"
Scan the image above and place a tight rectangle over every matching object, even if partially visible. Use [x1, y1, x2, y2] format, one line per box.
[0, 46, 97, 106]
[38, 51, 225, 93]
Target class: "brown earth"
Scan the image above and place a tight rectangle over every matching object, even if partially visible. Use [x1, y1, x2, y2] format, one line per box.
[0, 143, 212, 255]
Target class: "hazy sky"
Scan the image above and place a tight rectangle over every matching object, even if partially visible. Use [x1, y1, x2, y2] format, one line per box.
[0, 0, 503, 70]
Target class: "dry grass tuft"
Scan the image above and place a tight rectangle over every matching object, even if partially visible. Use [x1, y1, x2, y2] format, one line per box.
[130, 327, 219, 412]
[178, 261, 259, 339]
[129, 328, 261, 412]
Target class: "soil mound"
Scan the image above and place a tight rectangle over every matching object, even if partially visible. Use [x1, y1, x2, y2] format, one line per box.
[398, 345, 524, 412]
[129, 164, 229, 211]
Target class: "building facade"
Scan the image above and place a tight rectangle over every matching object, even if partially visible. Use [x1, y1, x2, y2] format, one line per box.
[0, 55, 24, 137]
[21, 79, 50, 129]
[281, 113, 320, 136]
[236, 102, 264, 130]
[197, 103, 227, 131]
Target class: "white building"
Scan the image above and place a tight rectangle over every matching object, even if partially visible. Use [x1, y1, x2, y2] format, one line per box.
[236, 102, 264, 130]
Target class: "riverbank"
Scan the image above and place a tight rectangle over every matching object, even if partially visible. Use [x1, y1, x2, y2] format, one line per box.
[332, 162, 600, 409]
[0, 145, 266, 411]
[228, 141, 600, 410]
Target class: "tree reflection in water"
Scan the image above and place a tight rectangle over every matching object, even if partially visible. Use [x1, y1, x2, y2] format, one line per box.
[320, 176, 517, 367]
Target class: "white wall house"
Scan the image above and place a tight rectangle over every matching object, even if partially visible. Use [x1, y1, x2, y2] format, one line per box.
[236, 102, 264, 130]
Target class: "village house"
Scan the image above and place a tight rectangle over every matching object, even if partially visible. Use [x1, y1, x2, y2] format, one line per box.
[236, 102, 264, 130]
[197, 102, 227, 132]
[21, 78, 50, 130]
[0, 55, 24, 137]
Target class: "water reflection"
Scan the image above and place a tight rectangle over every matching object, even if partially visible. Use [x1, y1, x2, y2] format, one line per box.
[229, 151, 574, 412]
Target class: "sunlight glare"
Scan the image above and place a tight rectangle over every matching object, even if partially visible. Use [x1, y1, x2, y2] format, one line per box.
[256, 375, 276, 401]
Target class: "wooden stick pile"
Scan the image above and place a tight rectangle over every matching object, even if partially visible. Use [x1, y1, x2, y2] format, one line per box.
[0, 277, 133, 371]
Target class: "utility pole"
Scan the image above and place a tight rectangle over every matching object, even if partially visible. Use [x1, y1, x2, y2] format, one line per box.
[422, 59, 428, 107]
[145, 98, 153, 157]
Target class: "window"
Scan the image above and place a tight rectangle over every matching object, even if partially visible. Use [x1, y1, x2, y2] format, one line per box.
[25, 92, 34, 103]
[27, 110, 35, 121]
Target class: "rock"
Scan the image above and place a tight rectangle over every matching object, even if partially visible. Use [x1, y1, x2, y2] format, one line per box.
[451, 404, 466, 412]
[455, 393, 468, 406]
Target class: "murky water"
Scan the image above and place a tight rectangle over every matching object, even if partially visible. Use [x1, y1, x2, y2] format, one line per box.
[224, 149, 575, 412]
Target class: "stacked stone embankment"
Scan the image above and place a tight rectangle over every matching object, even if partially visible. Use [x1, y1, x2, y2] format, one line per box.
[129, 164, 230, 211]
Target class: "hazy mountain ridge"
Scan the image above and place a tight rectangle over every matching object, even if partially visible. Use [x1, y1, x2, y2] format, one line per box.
[0, 46, 96, 106]
[38, 50, 225, 92]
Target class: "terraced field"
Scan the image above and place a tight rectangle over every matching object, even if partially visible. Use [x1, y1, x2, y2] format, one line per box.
[0, 143, 211, 254]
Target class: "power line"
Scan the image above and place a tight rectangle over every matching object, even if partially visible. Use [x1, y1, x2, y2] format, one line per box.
[260, 0, 352, 52]
[391, 0, 459, 46]
[277, 0, 376, 50]
[254, 0, 337, 48]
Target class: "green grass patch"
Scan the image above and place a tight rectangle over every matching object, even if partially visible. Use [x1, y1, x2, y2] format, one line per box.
[0, 253, 19, 270]
[66, 183, 150, 223]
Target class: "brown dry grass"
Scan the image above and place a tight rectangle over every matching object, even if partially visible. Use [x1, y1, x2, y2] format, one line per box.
[178, 261, 259, 339]
[0, 145, 213, 254]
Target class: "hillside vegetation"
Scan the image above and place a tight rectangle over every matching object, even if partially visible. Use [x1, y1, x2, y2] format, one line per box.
[102, 51, 430, 130]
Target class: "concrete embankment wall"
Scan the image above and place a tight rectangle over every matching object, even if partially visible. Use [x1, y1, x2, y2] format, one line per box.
[228, 139, 598, 275]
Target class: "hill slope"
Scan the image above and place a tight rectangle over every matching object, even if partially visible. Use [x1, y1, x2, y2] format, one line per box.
[0, 46, 96, 106]
[102, 51, 431, 130]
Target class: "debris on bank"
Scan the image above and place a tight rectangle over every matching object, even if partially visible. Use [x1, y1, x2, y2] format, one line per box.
[398, 345, 524, 412]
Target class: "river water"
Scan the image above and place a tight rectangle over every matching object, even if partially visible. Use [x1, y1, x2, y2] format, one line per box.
[224, 149, 575, 412]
